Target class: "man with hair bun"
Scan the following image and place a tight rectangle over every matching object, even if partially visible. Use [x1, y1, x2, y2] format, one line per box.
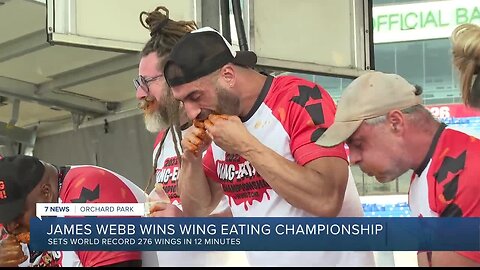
[135, 6, 247, 267]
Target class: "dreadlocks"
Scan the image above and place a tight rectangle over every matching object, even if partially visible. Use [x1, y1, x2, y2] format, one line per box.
[139, 6, 197, 193]
[140, 6, 197, 63]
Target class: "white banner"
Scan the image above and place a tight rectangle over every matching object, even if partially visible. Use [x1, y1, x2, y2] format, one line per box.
[373, 0, 480, 43]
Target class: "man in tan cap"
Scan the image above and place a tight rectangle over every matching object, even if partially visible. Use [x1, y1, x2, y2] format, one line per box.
[317, 71, 480, 267]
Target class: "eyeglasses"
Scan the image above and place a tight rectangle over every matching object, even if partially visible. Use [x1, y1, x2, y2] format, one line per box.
[133, 74, 164, 93]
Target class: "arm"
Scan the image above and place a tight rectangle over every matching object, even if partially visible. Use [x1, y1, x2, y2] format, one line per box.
[209, 207, 233, 217]
[150, 171, 231, 218]
[177, 123, 226, 217]
[206, 115, 348, 217]
[242, 138, 348, 217]
[178, 150, 225, 217]
[205, 81, 350, 217]
[208, 195, 233, 217]
[148, 175, 231, 218]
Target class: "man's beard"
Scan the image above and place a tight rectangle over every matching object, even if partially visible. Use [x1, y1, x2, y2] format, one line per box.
[144, 109, 167, 133]
[216, 86, 240, 115]
[140, 95, 180, 133]
[195, 86, 240, 121]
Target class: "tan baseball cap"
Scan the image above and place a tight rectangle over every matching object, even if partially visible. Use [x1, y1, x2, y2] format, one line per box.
[316, 71, 423, 147]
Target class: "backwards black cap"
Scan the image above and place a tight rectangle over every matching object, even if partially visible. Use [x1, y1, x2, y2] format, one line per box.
[0, 155, 45, 224]
[164, 27, 257, 87]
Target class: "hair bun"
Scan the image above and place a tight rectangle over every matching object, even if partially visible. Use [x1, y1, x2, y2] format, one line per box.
[139, 6, 171, 36]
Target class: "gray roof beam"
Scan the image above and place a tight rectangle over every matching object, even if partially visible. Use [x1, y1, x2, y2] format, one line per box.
[0, 76, 109, 117]
[0, 30, 49, 63]
[36, 53, 139, 95]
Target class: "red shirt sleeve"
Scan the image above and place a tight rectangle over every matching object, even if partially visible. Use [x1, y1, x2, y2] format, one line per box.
[266, 76, 347, 166]
[427, 129, 480, 262]
[60, 167, 142, 266]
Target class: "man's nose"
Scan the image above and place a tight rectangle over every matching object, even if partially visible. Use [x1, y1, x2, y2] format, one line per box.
[349, 150, 360, 165]
[183, 101, 201, 120]
[135, 86, 148, 100]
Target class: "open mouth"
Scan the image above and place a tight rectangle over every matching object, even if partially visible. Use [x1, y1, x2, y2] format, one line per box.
[140, 102, 160, 116]
[138, 96, 158, 111]
[196, 109, 218, 121]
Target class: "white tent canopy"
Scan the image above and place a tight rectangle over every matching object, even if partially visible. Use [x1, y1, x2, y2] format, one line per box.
[0, 0, 371, 184]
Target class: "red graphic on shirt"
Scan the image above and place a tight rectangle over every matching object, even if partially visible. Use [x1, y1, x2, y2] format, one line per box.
[59, 166, 142, 265]
[216, 154, 272, 210]
[427, 129, 480, 218]
[0, 180, 6, 199]
[35, 251, 63, 267]
[156, 156, 180, 202]
[423, 128, 480, 262]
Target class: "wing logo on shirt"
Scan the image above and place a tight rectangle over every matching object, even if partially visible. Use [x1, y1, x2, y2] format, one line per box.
[155, 156, 181, 202]
[156, 157, 180, 184]
[216, 154, 272, 211]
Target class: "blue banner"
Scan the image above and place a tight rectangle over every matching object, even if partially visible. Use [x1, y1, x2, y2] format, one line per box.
[29, 217, 480, 251]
